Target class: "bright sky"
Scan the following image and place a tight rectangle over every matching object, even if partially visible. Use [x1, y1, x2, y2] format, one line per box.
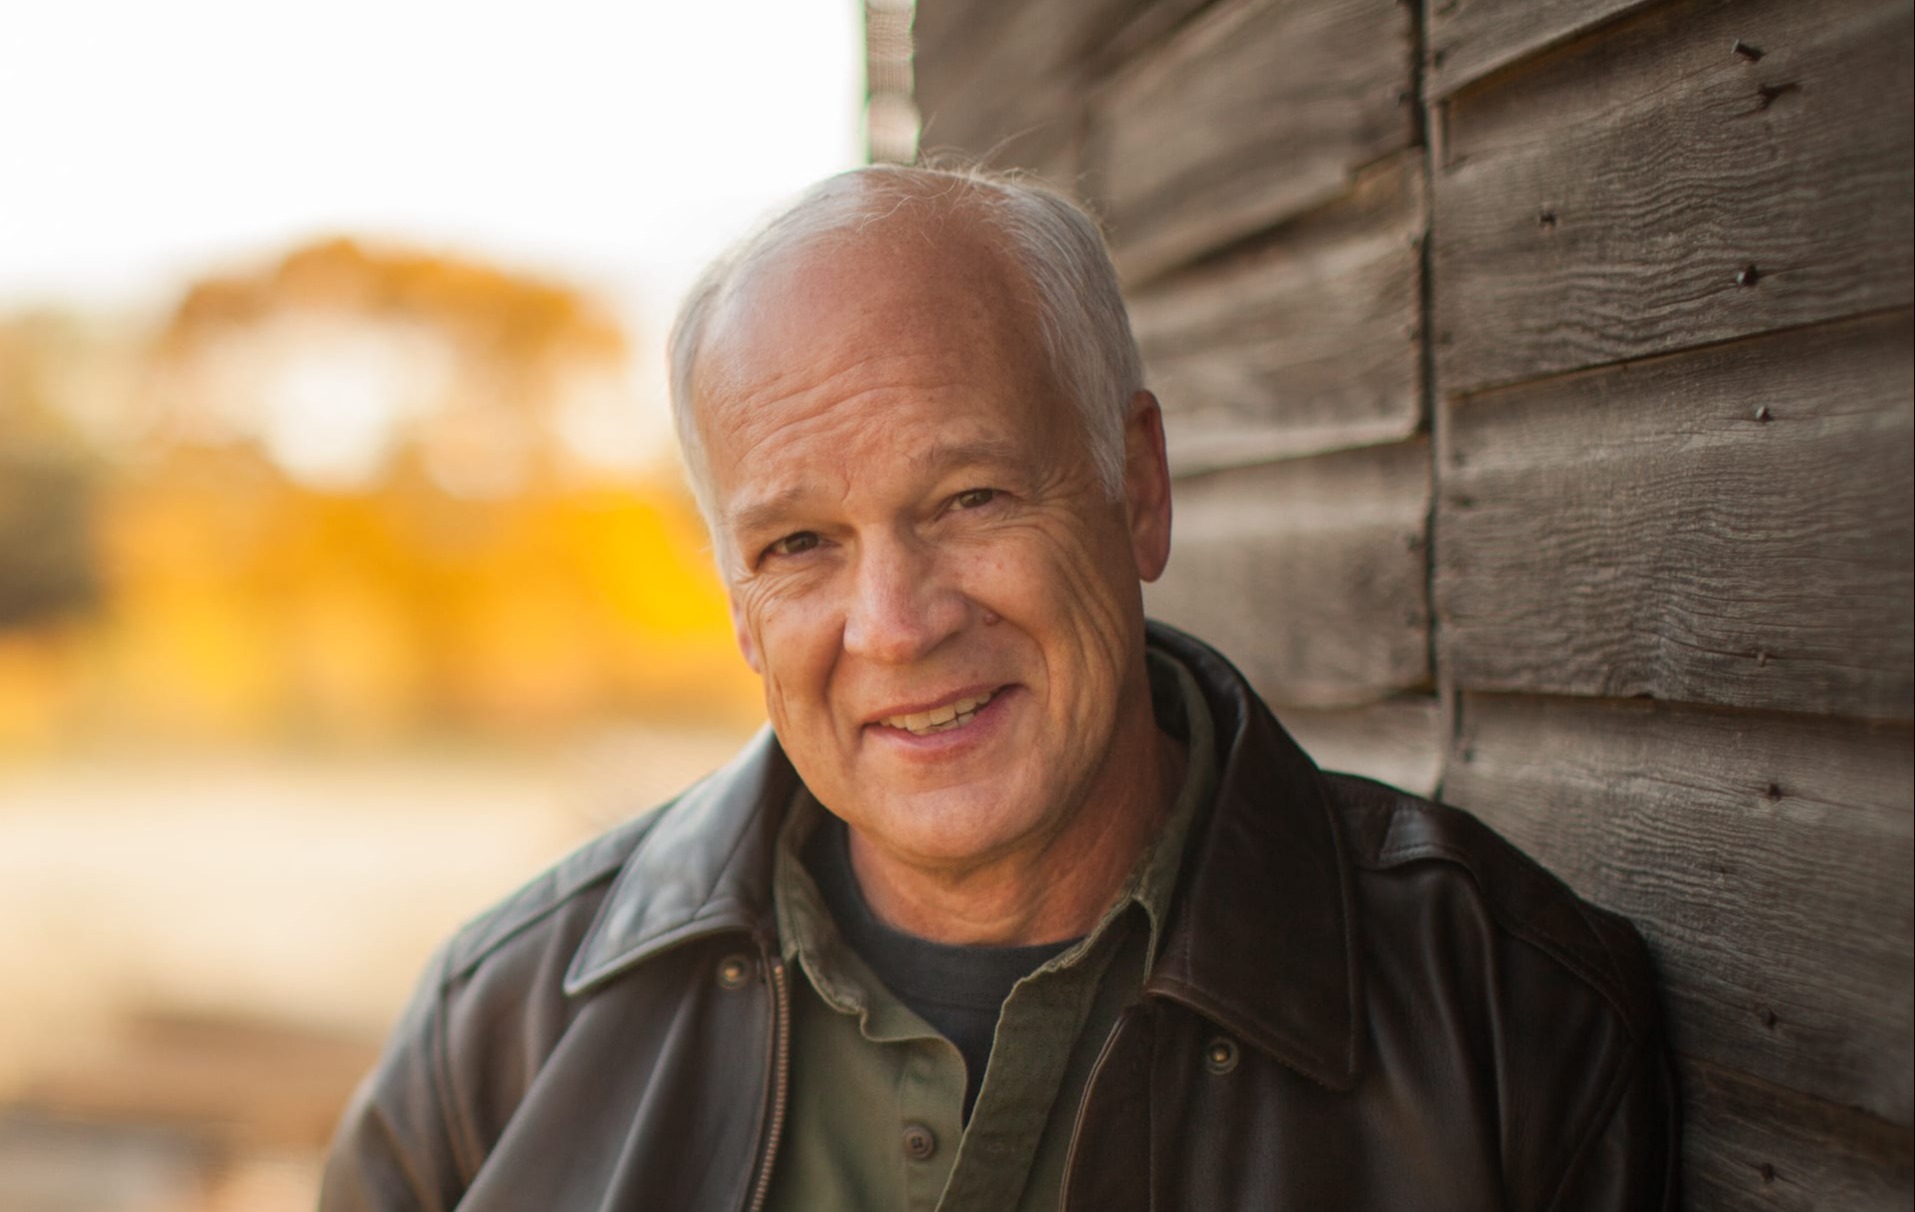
[0, 1, 865, 323]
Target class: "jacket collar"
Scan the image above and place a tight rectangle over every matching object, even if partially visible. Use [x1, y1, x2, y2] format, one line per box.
[564, 729, 795, 995]
[563, 623, 1361, 1090]
[1142, 623, 1362, 1091]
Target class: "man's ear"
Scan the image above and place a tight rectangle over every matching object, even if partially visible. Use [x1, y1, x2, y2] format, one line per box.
[1123, 390, 1173, 583]
[728, 593, 762, 674]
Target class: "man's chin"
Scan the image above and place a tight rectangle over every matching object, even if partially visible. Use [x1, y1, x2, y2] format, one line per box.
[843, 786, 1051, 869]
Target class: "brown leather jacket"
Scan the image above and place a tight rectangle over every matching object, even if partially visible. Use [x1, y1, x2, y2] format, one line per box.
[321, 625, 1678, 1211]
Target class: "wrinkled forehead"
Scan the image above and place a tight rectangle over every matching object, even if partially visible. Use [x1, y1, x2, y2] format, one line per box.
[692, 206, 1049, 412]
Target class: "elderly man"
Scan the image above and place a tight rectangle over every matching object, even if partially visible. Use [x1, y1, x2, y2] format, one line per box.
[322, 166, 1677, 1210]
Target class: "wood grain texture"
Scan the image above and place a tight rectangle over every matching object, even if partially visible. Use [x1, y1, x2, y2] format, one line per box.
[1443, 693, 1915, 1126]
[1092, 0, 1224, 76]
[1091, 0, 1415, 283]
[1278, 696, 1442, 796]
[1431, 0, 1915, 395]
[1130, 152, 1426, 476]
[912, 0, 1144, 185]
[1436, 311, 1915, 720]
[907, 0, 1007, 78]
[1147, 439, 1431, 708]
[1684, 1058, 1914, 1210]
[1423, 0, 1657, 99]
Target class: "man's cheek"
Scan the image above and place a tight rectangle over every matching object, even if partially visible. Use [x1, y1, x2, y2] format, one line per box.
[759, 665, 802, 737]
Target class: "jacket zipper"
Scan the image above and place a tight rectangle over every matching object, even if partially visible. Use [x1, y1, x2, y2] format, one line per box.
[744, 952, 791, 1212]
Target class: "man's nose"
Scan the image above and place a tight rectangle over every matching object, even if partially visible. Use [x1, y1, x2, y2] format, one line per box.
[842, 534, 968, 664]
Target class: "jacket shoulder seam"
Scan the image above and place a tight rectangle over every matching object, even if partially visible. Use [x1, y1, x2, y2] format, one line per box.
[1369, 836, 1628, 1007]
[425, 942, 483, 1188]
[438, 805, 669, 987]
[1379, 838, 1637, 1033]
[1332, 775, 1646, 1039]
[419, 804, 674, 1193]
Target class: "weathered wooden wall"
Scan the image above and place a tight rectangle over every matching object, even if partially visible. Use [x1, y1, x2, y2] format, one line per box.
[896, 0, 1914, 1204]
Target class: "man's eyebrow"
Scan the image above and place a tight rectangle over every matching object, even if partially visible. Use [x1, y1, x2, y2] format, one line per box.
[908, 436, 1027, 476]
[724, 485, 814, 537]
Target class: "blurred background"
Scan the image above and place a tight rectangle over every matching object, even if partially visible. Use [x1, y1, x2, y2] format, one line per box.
[0, 3, 893, 1208]
[6, 0, 1912, 1207]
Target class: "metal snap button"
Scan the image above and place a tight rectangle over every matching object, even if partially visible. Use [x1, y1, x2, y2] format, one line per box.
[1203, 1034, 1239, 1075]
[902, 1122, 938, 1161]
[715, 953, 754, 990]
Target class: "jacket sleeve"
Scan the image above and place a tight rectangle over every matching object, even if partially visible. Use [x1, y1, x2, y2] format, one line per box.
[320, 948, 471, 1212]
[1546, 1023, 1681, 1212]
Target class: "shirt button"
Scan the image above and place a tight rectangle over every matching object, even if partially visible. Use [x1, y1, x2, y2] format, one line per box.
[902, 1122, 938, 1161]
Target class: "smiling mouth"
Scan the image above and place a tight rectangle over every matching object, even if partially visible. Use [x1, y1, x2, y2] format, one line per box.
[877, 690, 999, 736]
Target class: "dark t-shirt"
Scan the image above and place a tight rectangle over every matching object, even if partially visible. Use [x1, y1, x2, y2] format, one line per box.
[803, 816, 1078, 1120]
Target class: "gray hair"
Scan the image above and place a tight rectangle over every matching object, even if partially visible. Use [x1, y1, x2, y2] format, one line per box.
[666, 163, 1143, 527]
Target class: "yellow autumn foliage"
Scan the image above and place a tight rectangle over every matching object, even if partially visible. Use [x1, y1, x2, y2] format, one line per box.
[0, 239, 761, 751]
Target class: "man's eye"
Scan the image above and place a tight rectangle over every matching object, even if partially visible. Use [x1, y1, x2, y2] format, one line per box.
[953, 488, 997, 510]
[765, 531, 820, 559]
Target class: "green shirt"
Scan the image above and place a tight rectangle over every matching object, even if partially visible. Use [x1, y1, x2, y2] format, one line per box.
[765, 650, 1218, 1212]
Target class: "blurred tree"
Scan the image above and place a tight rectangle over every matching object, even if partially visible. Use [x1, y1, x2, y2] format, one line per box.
[0, 316, 105, 628]
[0, 240, 758, 751]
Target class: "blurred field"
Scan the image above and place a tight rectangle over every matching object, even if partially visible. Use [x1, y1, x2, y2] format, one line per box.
[0, 726, 754, 1211]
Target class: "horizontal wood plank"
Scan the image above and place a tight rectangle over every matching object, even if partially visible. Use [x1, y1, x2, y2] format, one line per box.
[912, 0, 1145, 184]
[1443, 693, 1915, 1126]
[1131, 152, 1426, 475]
[1436, 311, 1914, 719]
[1092, 0, 1414, 283]
[1423, 0, 1658, 99]
[1279, 696, 1442, 796]
[1092, 0, 1224, 76]
[907, 0, 1009, 80]
[1431, 0, 1915, 395]
[1683, 1058, 1914, 1210]
[1147, 440, 1431, 708]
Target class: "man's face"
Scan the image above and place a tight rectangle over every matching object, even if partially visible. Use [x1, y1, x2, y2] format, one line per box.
[696, 220, 1171, 874]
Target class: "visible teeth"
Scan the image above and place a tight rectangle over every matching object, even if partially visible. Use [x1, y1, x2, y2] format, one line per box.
[883, 690, 995, 735]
